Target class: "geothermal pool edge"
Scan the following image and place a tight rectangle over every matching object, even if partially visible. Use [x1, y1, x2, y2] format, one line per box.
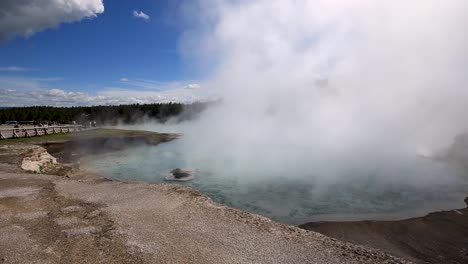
[0, 142, 410, 264]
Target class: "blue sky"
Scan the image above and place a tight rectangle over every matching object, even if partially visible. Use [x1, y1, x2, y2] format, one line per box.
[0, 0, 203, 106]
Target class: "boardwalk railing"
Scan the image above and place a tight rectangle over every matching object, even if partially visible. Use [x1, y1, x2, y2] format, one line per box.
[0, 125, 85, 140]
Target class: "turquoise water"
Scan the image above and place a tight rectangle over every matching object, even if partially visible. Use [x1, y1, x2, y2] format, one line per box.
[82, 139, 468, 224]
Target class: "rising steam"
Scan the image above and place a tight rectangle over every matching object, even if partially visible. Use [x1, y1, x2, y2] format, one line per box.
[171, 0, 468, 184]
[99, 1, 468, 221]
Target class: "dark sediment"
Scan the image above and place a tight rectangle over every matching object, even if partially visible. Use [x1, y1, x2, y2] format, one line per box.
[300, 198, 468, 264]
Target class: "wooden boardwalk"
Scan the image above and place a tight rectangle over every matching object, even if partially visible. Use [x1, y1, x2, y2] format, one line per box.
[0, 125, 84, 140]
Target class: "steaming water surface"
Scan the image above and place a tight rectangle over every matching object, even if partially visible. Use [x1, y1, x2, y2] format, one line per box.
[82, 139, 468, 224]
[77, 0, 468, 225]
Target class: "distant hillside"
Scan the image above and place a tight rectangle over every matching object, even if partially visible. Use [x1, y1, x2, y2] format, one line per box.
[0, 102, 211, 125]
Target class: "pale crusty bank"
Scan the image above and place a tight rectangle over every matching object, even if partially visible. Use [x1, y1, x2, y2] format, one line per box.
[0, 143, 410, 264]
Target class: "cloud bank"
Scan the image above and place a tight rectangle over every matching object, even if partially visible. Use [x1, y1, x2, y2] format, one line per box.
[0, 76, 204, 106]
[0, 0, 104, 40]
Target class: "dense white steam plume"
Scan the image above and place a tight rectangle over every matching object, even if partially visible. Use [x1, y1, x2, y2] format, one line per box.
[172, 0, 468, 187]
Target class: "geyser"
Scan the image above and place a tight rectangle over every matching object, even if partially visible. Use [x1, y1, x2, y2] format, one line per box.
[87, 0, 468, 223]
[178, 0, 468, 193]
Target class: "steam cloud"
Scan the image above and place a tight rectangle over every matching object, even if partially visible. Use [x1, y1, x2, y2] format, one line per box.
[0, 0, 104, 41]
[170, 0, 468, 188]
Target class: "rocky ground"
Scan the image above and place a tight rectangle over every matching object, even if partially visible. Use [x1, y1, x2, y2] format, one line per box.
[0, 139, 409, 263]
[300, 199, 468, 264]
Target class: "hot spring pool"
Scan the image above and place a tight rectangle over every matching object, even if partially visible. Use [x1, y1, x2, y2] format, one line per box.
[82, 139, 468, 224]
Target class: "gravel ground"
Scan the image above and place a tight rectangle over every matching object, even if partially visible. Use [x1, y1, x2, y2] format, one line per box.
[0, 144, 411, 263]
[300, 199, 468, 263]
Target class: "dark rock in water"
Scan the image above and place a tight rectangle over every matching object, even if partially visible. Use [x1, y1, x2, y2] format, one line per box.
[170, 168, 191, 179]
[164, 168, 197, 182]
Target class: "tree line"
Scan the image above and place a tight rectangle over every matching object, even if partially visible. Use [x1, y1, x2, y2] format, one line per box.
[0, 102, 210, 125]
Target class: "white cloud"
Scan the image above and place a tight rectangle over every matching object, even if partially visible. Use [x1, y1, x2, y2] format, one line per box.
[0, 66, 33, 72]
[133, 10, 150, 21]
[47, 88, 66, 97]
[117, 78, 201, 91]
[184, 83, 200, 90]
[0, 0, 104, 41]
[0, 88, 15, 95]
